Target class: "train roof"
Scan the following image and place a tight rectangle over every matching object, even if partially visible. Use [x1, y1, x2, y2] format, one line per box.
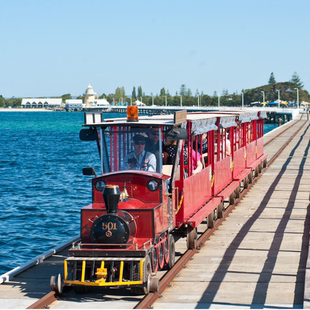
[83, 110, 265, 133]
[84, 111, 223, 125]
[202, 110, 267, 121]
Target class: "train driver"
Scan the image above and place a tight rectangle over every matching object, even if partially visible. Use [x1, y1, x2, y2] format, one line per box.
[123, 134, 157, 172]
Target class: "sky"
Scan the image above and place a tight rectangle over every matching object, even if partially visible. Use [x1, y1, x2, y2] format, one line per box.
[0, 0, 309, 98]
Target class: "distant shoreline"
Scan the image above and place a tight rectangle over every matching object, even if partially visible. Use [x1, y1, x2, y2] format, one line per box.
[0, 108, 54, 112]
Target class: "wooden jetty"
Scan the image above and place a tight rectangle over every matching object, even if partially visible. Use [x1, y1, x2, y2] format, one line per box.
[153, 114, 310, 308]
[0, 114, 309, 309]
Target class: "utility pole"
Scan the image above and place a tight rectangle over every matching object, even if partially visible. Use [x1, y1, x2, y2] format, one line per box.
[294, 88, 299, 109]
[261, 90, 265, 103]
[276, 90, 280, 108]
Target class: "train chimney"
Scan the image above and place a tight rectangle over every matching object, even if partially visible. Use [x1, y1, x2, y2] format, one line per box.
[103, 185, 120, 214]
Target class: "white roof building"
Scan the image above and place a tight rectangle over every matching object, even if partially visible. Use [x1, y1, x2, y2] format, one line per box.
[91, 99, 110, 106]
[65, 99, 84, 111]
[21, 98, 62, 108]
[135, 100, 146, 106]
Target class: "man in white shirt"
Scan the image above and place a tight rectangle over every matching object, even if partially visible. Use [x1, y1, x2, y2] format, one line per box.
[123, 135, 156, 172]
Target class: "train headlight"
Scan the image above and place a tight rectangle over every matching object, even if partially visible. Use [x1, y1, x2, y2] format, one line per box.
[96, 180, 106, 191]
[147, 180, 159, 191]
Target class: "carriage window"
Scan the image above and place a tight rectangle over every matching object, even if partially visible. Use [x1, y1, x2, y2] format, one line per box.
[99, 127, 162, 174]
[246, 123, 253, 143]
[215, 128, 231, 161]
[234, 123, 242, 150]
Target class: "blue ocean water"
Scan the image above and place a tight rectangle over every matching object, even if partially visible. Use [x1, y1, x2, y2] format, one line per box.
[0, 112, 277, 275]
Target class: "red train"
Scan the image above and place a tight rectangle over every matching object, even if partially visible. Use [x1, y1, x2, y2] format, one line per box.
[50, 107, 267, 295]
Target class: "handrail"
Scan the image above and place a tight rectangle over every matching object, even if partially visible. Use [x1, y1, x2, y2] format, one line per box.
[0, 235, 80, 284]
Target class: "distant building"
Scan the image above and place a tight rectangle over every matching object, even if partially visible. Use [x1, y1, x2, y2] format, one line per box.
[83, 84, 110, 107]
[83, 84, 96, 107]
[135, 100, 146, 106]
[21, 84, 110, 110]
[21, 98, 62, 109]
[65, 99, 84, 111]
[93, 99, 110, 106]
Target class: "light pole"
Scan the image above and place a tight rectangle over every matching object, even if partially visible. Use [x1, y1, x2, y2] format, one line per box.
[294, 88, 299, 109]
[241, 92, 244, 109]
[165, 95, 167, 107]
[197, 95, 200, 107]
[180, 95, 182, 107]
[152, 96, 154, 106]
[218, 95, 220, 107]
[276, 90, 280, 108]
[261, 90, 265, 103]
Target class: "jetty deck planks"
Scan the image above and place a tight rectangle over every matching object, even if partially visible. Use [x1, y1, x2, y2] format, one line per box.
[153, 115, 310, 308]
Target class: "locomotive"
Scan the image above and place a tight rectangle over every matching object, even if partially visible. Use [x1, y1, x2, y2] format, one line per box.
[50, 107, 267, 295]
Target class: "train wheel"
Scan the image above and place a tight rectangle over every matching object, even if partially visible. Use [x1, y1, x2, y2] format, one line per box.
[258, 163, 262, 173]
[50, 275, 57, 292]
[157, 242, 165, 269]
[207, 211, 214, 228]
[148, 275, 159, 293]
[131, 256, 156, 295]
[248, 172, 253, 184]
[213, 207, 218, 221]
[50, 274, 63, 294]
[151, 247, 158, 273]
[263, 159, 267, 168]
[254, 166, 259, 177]
[243, 176, 248, 189]
[187, 228, 197, 250]
[166, 234, 175, 269]
[217, 202, 224, 218]
[164, 236, 170, 265]
[229, 192, 235, 205]
[235, 185, 240, 199]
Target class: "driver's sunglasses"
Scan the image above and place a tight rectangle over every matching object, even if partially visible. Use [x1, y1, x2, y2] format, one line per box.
[135, 141, 145, 145]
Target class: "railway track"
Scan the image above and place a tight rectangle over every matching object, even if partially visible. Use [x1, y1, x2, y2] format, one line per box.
[27, 116, 307, 310]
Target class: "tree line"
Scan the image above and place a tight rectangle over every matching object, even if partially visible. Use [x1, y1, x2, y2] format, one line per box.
[1, 72, 309, 108]
[99, 72, 309, 107]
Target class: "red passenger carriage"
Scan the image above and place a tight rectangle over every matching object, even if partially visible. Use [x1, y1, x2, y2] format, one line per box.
[50, 108, 267, 295]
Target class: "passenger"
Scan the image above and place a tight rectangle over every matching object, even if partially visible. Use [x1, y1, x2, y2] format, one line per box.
[163, 138, 177, 165]
[235, 123, 241, 150]
[123, 135, 156, 172]
[148, 128, 160, 152]
[214, 131, 231, 159]
[226, 132, 231, 156]
[184, 144, 203, 174]
[147, 127, 164, 172]
[197, 133, 208, 153]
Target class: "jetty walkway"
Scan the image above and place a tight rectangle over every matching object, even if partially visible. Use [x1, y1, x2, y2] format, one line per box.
[153, 113, 310, 309]
[0, 114, 309, 309]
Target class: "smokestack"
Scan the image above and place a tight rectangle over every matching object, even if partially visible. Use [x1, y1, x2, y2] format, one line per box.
[103, 185, 120, 213]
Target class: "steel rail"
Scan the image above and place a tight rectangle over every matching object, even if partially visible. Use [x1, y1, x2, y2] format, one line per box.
[26, 291, 57, 309]
[264, 114, 303, 147]
[135, 173, 259, 309]
[135, 116, 306, 309]
[27, 116, 305, 310]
